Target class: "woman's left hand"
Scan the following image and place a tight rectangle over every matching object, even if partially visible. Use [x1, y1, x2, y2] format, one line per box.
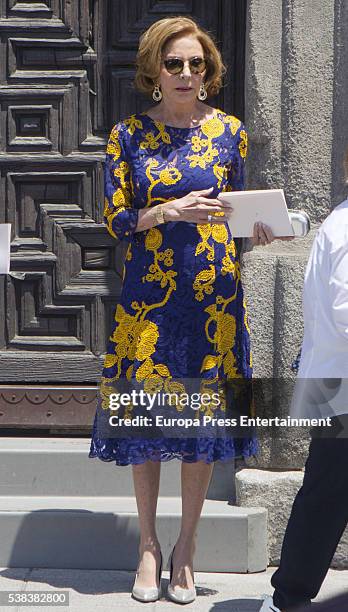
[251, 222, 295, 246]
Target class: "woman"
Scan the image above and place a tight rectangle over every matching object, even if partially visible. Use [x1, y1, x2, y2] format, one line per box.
[89, 16, 277, 604]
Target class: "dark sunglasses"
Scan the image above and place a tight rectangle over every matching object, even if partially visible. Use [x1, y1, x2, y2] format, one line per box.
[163, 56, 206, 75]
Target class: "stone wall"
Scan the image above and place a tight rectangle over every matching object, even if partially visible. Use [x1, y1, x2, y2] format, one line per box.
[242, 0, 348, 467]
[245, 0, 345, 217]
[237, 0, 348, 568]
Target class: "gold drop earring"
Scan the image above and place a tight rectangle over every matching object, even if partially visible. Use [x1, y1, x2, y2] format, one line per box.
[198, 82, 207, 101]
[152, 84, 162, 102]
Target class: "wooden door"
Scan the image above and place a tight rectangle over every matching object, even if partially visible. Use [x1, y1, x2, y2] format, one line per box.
[0, 0, 246, 430]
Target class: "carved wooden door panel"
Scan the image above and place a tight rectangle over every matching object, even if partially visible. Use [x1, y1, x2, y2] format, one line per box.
[0, 0, 246, 429]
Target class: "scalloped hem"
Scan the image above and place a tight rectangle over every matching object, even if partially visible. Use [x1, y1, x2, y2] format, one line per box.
[88, 437, 259, 466]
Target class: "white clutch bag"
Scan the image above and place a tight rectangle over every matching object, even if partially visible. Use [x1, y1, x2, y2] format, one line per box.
[218, 189, 310, 238]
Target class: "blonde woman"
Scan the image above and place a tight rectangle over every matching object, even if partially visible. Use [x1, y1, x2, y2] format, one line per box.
[89, 16, 276, 604]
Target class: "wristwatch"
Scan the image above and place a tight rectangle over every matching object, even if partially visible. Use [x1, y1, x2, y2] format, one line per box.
[153, 204, 166, 225]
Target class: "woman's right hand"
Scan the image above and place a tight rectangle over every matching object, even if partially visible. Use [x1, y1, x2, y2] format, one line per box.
[164, 187, 233, 225]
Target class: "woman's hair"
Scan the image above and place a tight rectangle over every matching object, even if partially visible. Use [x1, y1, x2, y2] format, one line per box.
[135, 16, 226, 97]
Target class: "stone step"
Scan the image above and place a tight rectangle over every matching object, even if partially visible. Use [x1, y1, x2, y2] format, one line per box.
[0, 495, 267, 572]
[0, 437, 236, 500]
[236, 468, 348, 570]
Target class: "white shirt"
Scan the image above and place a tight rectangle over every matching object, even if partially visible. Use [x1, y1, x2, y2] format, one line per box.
[291, 198, 348, 419]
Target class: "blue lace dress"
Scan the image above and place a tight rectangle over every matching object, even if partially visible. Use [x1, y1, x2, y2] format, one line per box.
[88, 108, 258, 465]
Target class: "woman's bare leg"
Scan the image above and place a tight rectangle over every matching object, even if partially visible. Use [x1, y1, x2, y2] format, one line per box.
[132, 460, 162, 588]
[170, 460, 214, 589]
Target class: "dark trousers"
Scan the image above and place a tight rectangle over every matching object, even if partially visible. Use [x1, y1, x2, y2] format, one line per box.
[271, 415, 348, 611]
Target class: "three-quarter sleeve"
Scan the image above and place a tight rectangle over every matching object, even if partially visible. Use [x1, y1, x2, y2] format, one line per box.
[103, 123, 139, 242]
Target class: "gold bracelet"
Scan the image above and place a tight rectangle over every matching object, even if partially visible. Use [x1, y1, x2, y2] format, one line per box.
[153, 204, 165, 225]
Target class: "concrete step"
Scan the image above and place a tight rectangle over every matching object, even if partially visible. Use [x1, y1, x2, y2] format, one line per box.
[236, 468, 348, 569]
[0, 495, 268, 572]
[0, 437, 236, 500]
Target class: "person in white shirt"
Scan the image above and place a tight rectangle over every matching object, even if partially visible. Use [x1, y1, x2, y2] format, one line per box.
[261, 150, 348, 612]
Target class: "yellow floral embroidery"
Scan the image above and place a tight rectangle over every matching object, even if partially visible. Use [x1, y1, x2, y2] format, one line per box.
[114, 161, 131, 198]
[211, 224, 228, 243]
[193, 264, 215, 301]
[198, 379, 227, 416]
[201, 268, 243, 381]
[104, 144, 132, 239]
[124, 115, 143, 135]
[109, 125, 120, 141]
[145, 227, 162, 251]
[139, 123, 171, 150]
[159, 167, 182, 185]
[195, 212, 233, 269]
[104, 354, 118, 368]
[221, 238, 237, 276]
[99, 378, 116, 410]
[201, 354, 219, 371]
[243, 297, 251, 335]
[145, 157, 159, 182]
[223, 115, 242, 136]
[193, 288, 243, 416]
[201, 117, 225, 139]
[213, 162, 226, 189]
[143, 228, 177, 290]
[114, 160, 129, 179]
[187, 146, 219, 169]
[216, 312, 236, 355]
[186, 120, 224, 170]
[195, 224, 215, 261]
[106, 140, 121, 160]
[107, 207, 127, 239]
[155, 122, 171, 144]
[143, 373, 166, 394]
[145, 159, 182, 207]
[122, 244, 133, 281]
[239, 129, 248, 158]
[101, 299, 175, 408]
[112, 189, 127, 207]
[135, 321, 159, 361]
[141, 132, 160, 150]
[191, 135, 204, 152]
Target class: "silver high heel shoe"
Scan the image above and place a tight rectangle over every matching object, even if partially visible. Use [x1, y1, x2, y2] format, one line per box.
[167, 545, 196, 604]
[132, 549, 163, 602]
